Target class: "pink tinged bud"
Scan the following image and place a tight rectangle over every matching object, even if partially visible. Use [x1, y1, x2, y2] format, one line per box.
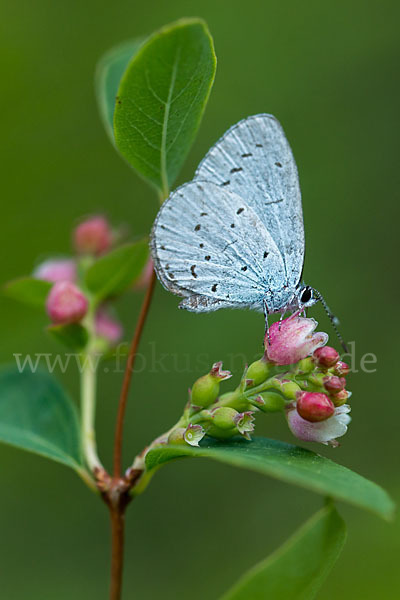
[331, 389, 352, 407]
[296, 391, 335, 423]
[234, 411, 255, 440]
[73, 216, 112, 256]
[184, 424, 206, 447]
[323, 376, 346, 392]
[333, 361, 350, 376]
[210, 361, 232, 381]
[313, 346, 339, 368]
[95, 309, 123, 343]
[134, 258, 154, 290]
[264, 316, 328, 366]
[46, 281, 88, 325]
[34, 259, 77, 283]
[287, 404, 351, 446]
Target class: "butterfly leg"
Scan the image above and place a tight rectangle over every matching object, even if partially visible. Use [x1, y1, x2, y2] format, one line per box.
[263, 300, 271, 345]
[278, 311, 287, 331]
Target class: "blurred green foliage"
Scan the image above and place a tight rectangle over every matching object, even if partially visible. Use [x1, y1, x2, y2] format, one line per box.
[0, 0, 399, 598]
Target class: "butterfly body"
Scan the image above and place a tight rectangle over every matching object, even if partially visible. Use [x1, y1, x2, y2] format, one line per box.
[151, 114, 319, 322]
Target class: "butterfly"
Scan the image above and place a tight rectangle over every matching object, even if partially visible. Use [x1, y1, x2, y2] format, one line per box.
[150, 114, 344, 345]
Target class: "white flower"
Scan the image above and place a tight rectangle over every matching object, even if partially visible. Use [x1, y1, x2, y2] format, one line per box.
[287, 404, 351, 447]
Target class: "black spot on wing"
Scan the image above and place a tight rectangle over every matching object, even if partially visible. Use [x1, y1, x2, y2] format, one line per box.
[264, 251, 269, 259]
[221, 180, 230, 186]
[194, 224, 201, 231]
[199, 243, 204, 248]
[205, 255, 211, 261]
[241, 153, 252, 158]
[236, 207, 244, 214]
[191, 265, 197, 278]
[275, 162, 282, 168]
[211, 284, 218, 292]
[230, 167, 243, 174]
[200, 212, 208, 217]
[241, 266, 247, 271]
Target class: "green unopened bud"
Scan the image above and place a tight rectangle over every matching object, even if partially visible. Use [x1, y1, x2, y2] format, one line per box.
[256, 391, 286, 412]
[296, 357, 315, 374]
[191, 362, 231, 408]
[281, 381, 301, 400]
[211, 407, 238, 430]
[246, 357, 272, 386]
[167, 427, 186, 445]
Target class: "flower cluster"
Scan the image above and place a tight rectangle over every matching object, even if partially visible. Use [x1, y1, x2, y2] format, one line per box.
[29, 215, 153, 349]
[167, 315, 351, 448]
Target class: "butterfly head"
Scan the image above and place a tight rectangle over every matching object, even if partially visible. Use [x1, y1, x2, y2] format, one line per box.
[296, 284, 318, 309]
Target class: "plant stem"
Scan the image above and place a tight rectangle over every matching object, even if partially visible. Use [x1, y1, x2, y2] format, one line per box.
[109, 504, 126, 600]
[81, 348, 103, 473]
[112, 269, 157, 478]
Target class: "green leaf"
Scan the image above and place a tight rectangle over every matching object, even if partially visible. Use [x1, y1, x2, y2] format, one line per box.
[95, 38, 145, 142]
[0, 367, 83, 470]
[146, 437, 395, 520]
[3, 277, 52, 309]
[114, 18, 216, 196]
[85, 240, 148, 301]
[47, 323, 89, 350]
[220, 504, 346, 600]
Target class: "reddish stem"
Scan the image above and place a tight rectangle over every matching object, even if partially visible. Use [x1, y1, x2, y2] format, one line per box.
[109, 504, 125, 600]
[113, 269, 157, 478]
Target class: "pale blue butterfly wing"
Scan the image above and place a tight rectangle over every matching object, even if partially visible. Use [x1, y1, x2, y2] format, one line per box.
[151, 180, 286, 312]
[195, 114, 304, 291]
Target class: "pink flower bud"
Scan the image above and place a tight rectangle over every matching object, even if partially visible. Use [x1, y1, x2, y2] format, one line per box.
[331, 389, 351, 407]
[333, 361, 350, 376]
[95, 308, 123, 344]
[323, 376, 346, 392]
[313, 346, 339, 368]
[296, 391, 335, 423]
[73, 216, 112, 255]
[46, 281, 88, 325]
[134, 258, 154, 290]
[34, 259, 77, 283]
[264, 316, 328, 365]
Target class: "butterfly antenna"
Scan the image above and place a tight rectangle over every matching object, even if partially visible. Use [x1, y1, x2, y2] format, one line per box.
[314, 290, 349, 353]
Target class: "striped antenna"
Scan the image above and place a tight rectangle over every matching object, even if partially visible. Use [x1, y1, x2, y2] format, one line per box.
[314, 290, 349, 353]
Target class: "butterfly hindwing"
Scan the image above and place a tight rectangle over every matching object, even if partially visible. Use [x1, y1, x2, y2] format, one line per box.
[151, 181, 287, 311]
[195, 114, 305, 289]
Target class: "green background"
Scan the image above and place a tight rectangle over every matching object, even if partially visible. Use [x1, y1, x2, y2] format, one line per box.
[0, 0, 399, 598]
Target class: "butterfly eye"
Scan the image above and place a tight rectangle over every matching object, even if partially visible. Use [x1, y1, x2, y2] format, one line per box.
[300, 287, 312, 304]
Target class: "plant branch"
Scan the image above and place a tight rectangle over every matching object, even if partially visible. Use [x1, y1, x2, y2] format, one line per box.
[112, 269, 157, 478]
[80, 326, 104, 473]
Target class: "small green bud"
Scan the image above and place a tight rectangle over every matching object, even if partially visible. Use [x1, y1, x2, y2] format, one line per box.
[296, 357, 315, 374]
[281, 381, 301, 400]
[257, 391, 285, 412]
[211, 407, 238, 430]
[191, 362, 231, 408]
[167, 428, 187, 445]
[191, 375, 220, 407]
[246, 357, 271, 386]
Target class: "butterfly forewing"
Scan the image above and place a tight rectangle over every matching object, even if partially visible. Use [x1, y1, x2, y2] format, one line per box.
[195, 114, 305, 289]
[151, 181, 286, 310]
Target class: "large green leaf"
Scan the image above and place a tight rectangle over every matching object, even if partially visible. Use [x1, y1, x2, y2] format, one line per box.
[114, 18, 216, 195]
[3, 277, 52, 309]
[0, 368, 83, 470]
[85, 240, 148, 301]
[95, 38, 145, 142]
[146, 437, 394, 520]
[220, 504, 346, 600]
